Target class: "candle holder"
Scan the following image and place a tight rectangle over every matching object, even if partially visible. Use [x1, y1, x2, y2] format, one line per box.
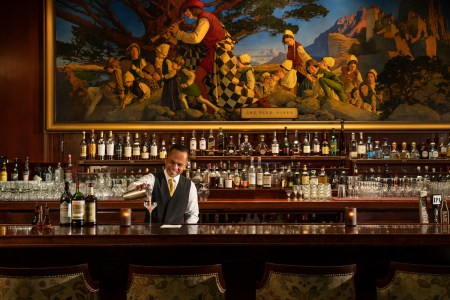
[344, 207, 357, 226]
[120, 208, 132, 227]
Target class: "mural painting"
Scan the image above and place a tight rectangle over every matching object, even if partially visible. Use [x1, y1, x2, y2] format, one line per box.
[53, 0, 450, 125]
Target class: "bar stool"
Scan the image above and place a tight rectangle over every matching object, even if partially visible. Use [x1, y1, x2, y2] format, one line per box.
[0, 264, 99, 299]
[127, 264, 226, 299]
[377, 261, 450, 299]
[256, 263, 356, 300]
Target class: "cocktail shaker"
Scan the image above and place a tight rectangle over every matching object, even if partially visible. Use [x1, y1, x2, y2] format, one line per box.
[122, 189, 147, 201]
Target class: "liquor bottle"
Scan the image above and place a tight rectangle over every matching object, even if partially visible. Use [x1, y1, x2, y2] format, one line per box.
[390, 142, 400, 159]
[132, 133, 141, 160]
[248, 157, 256, 189]
[321, 132, 329, 156]
[80, 131, 87, 161]
[286, 164, 294, 188]
[71, 180, 85, 227]
[84, 182, 97, 226]
[22, 156, 30, 181]
[330, 128, 337, 156]
[280, 127, 291, 156]
[64, 154, 73, 183]
[115, 134, 123, 160]
[106, 130, 115, 160]
[141, 132, 150, 160]
[54, 162, 63, 182]
[256, 157, 263, 188]
[357, 132, 366, 159]
[381, 138, 391, 159]
[349, 132, 357, 159]
[180, 136, 185, 146]
[97, 131, 106, 160]
[318, 166, 328, 184]
[339, 120, 347, 156]
[43, 202, 52, 228]
[255, 135, 269, 156]
[291, 130, 301, 156]
[124, 132, 132, 160]
[366, 136, 374, 159]
[310, 169, 318, 185]
[399, 142, 410, 159]
[302, 132, 311, 156]
[88, 129, 96, 160]
[171, 136, 177, 146]
[159, 140, 167, 159]
[439, 136, 447, 159]
[420, 141, 429, 159]
[271, 131, 279, 156]
[207, 129, 215, 156]
[60, 181, 72, 226]
[224, 161, 234, 189]
[45, 166, 53, 182]
[410, 141, 420, 159]
[293, 163, 301, 186]
[240, 164, 249, 188]
[226, 135, 236, 155]
[199, 131, 207, 156]
[11, 158, 19, 181]
[189, 130, 197, 158]
[217, 127, 225, 156]
[233, 163, 241, 189]
[374, 140, 382, 159]
[236, 134, 242, 156]
[240, 135, 253, 156]
[429, 142, 439, 160]
[312, 132, 321, 156]
[301, 164, 310, 185]
[263, 164, 272, 188]
[150, 133, 158, 159]
[0, 161, 7, 182]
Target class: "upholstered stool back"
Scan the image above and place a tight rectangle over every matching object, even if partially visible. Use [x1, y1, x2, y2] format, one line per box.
[127, 264, 226, 300]
[256, 263, 356, 300]
[377, 261, 450, 300]
[0, 264, 99, 300]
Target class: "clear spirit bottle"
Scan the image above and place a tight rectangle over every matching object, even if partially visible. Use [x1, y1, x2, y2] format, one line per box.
[291, 130, 301, 156]
[312, 132, 321, 156]
[271, 131, 279, 156]
[349, 132, 357, 159]
[106, 130, 115, 160]
[374, 140, 382, 159]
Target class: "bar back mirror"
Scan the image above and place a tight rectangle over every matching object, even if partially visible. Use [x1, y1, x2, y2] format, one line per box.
[45, 0, 450, 131]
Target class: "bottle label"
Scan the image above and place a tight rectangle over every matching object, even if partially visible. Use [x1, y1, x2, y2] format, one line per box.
[422, 150, 429, 158]
[106, 144, 115, 156]
[1, 171, 7, 182]
[85, 202, 96, 223]
[233, 176, 241, 187]
[88, 144, 96, 156]
[357, 145, 366, 154]
[256, 173, 263, 186]
[190, 140, 197, 150]
[159, 151, 167, 159]
[124, 146, 132, 158]
[313, 144, 321, 153]
[80, 146, 87, 157]
[22, 171, 29, 181]
[199, 140, 206, 150]
[263, 175, 272, 188]
[60, 202, 71, 224]
[249, 173, 256, 185]
[132, 147, 140, 156]
[72, 200, 85, 220]
[151, 146, 158, 156]
[322, 146, 329, 155]
[141, 151, 149, 159]
[11, 173, 19, 181]
[98, 144, 106, 156]
[65, 172, 73, 183]
[271, 145, 279, 155]
[225, 179, 233, 189]
[303, 145, 311, 154]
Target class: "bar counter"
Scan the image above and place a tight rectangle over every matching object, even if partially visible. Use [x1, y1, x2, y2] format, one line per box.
[1, 223, 450, 299]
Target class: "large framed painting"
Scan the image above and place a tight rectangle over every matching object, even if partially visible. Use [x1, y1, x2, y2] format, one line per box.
[45, 0, 450, 131]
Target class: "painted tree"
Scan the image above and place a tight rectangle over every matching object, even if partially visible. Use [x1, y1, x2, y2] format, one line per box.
[55, 0, 328, 63]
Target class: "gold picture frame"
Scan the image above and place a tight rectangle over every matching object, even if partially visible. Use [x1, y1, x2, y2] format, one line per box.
[44, 0, 450, 132]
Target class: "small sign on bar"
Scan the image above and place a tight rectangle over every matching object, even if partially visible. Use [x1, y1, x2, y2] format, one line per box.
[241, 108, 298, 119]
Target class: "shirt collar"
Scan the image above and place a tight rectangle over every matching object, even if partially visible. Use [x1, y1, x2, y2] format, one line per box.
[163, 169, 180, 182]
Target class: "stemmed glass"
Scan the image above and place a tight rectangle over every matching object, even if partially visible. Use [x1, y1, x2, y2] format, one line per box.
[285, 188, 293, 200]
[143, 187, 157, 225]
[292, 185, 299, 200]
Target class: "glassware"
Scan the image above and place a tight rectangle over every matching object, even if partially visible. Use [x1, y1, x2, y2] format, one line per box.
[143, 187, 157, 225]
[198, 182, 210, 202]
[285, 188, 293, 200]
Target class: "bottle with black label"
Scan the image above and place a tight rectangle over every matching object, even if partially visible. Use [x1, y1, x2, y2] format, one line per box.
[71, 180, 85, 227]
[60, 181, 72, 226]
[85, 183, 97, 226]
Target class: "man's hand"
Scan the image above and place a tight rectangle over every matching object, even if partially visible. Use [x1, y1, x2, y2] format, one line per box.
[135, 183, 151, 191]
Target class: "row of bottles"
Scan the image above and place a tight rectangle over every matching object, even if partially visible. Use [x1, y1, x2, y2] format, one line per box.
[59, 180, 97, 227]
[78, 124, 347, 160]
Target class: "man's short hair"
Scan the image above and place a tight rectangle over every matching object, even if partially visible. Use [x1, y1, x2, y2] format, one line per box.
[168, 143, 189, 156]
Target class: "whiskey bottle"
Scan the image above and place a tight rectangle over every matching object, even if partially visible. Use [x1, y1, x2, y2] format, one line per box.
[190, 130, 197, 158]
[217, 127, 225, 156]
[263, 164, 272, 188]
[420, 141, 429, 159]
[248, 157, 256, 189]
[330, 129, 337, 156]
[199, 131, 207, 156]
[240, 164, 249, 188]
[233, 163, 241, 188]
[302, 132, 311, 156]
[106, 130, 115, 160]
[0, 161, 7, 182]
[280, 127, 291, 156]
[97, 131, 106, 160]
[84, 182, 97, 226]
[131, 132, 141, 160]
[240, 135, 253, 156]
[255, 135, 269, 156]
[256, 157, 263, 188]
[301, 164, 310, 185]
[115, 134, 123, 160]
[399, 142, 410, 159]
[390, 142, 400, 159]
[159, 140, 167, 159]
[349, 132, 357, 159]
[59, 181, 72, 226]
[150, 134, 158, 159]
[11, 158, 19, 181]
[312, 132, 321, 156]
[293, 163, 301, 186]
[124, 132, 132, 160]
[64, 154, 73, 183]
[318, 166, 328, 184]
[88, 130, 96, 160]
[271, 131, 279, 156]
[22, 156, 30, 181]
[141, 132, 150, 160]
[357, 132, 366, 159]
[310, 169, 318, 185]
[321, 132, 329, 156]
[71, 180, 85, 227]
[291, 130, 301, 156]
[410, 141, 420, 159]
[226, 135, 236, 156]
[80, 131, 87, 161]
[207, 129, 215, 156]
[439, 136, 447, 159]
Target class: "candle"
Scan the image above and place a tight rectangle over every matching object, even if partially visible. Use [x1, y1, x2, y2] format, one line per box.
[345, 207, 357, 226]
[120, 208, 132, 227]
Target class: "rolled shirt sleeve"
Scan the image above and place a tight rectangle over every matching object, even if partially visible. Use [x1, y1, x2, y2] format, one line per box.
[174, 18, 210, 44]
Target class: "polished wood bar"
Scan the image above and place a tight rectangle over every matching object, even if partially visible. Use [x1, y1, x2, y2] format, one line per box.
[1, 223, 450, 300]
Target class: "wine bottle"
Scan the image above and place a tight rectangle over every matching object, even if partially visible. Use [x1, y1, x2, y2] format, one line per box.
[80, 131, 87, 161]
[64, 154, 73, 183]
[71, 180, 85, 227]
[97, 131, 106, 160]
[106, 130, 115, 160]
[321, 132, 329, 156]
[60, 181, 72, 226]
[312, 132, 321, 156]
[302, 132, 311, 156]
[150, 133, 158, 159]
[84, 182, 97, 226]
[88, 129, 96, 160]
[280, 127, 291, 156]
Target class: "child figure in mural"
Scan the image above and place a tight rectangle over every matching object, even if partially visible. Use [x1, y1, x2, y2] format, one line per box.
[85, 57, 124, 118]
[349, 87, 363, 109]
[236, 54, 255, 90]
[121, 43, 147, 80]
[122, 71, 151, 109]
[305, 59, 347, 103]
[157, 44, 182, 111]
[333, 55, 363, 99]
[359, 82, 377, 113]
[171, 55, 219, 113]
[255, 72, 273, 98]
[277, 60, 297, 93]
[366, 68, 383, 106]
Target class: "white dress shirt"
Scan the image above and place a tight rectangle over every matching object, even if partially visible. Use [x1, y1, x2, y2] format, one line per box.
[129, 169, 199, 223]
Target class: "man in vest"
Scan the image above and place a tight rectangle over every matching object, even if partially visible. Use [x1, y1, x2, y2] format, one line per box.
[129, 144, 199, 224]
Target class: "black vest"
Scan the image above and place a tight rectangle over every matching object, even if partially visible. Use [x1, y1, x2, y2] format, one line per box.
[148, 172, 192, 224]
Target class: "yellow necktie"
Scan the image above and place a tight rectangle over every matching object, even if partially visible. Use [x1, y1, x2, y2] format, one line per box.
[168, 178, 175, 197]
